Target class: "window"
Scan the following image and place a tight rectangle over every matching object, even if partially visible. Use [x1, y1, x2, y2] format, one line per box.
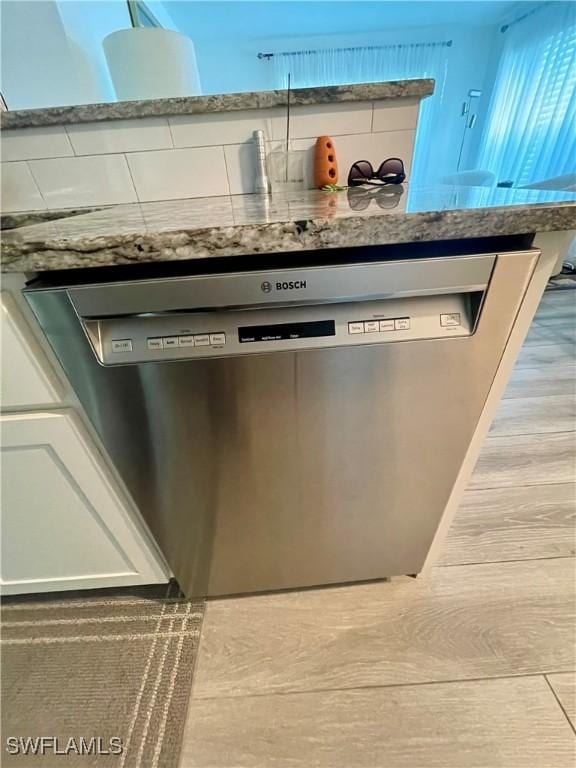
[127, 1, 162, 29]
[477, 2, 576, 187]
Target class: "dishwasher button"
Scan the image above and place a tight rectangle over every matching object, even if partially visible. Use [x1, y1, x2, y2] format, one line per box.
[163, 336, 179, 348]
[111, 339, 133, 353]
[178, 335, 195, 347]
[440, 313, 461, 327]
[348, 322, 364, 335]
[210, 333, 226, 346]
[379, 320, 395, 332]
[364, 321, 379, 333]
[147, 337, 163, 350]
[394, 318, 411, 331]
[194, 334, 210, 346]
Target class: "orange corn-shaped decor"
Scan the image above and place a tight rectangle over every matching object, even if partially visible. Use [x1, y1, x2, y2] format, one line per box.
[314, 136, 339, 188]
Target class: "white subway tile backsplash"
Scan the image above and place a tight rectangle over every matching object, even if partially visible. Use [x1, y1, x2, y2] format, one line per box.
[223, 143, 253, 196]
[2, 126, 73, 161]
[292, 130, 416, 188]
[171, 102, 372, 149]
[0, 99, 423, 212]
[127, 146, 229, 202]
[170, 110, 278, 148]
[66, 118, 173, 155]
[270, 102, 373, 141]
[372, 99, 419, 133]
[29, 155, 137, 208]
[1, 162, 46, 212]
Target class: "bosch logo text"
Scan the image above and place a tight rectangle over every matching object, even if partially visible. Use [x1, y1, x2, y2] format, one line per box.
[261, 280, 307, 292]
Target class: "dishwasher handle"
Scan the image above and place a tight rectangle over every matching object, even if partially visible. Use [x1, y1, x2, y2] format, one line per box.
[64, 255, 497, 320]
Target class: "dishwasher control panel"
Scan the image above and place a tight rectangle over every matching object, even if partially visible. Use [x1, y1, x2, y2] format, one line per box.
[146, 332, 226, 350]
[86, 292, 478, 366]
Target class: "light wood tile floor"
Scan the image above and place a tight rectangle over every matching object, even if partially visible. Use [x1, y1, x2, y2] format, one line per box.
[548, 672, 576, 729]
[180, 287, 576, 768]
[183, 678, 575, 768]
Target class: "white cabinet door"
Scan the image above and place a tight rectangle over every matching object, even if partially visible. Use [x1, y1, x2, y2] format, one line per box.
[1, 291, 62, 409]
[1, 410, 168, 594]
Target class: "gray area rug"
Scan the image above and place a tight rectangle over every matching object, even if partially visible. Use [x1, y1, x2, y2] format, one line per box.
[1, 582, 204, 767]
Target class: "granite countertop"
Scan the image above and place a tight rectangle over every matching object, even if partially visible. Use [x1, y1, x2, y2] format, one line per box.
[0, 79, 434, 130]
[0, 207, 106, 231]
[2, 185, 575, 274]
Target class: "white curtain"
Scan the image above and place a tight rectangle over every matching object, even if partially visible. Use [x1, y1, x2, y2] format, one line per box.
[270, 42, 451, 186]
[477, 2, 576, 186]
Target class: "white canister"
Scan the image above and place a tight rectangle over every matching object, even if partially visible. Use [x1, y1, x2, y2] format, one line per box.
[103, 27, 201, 101]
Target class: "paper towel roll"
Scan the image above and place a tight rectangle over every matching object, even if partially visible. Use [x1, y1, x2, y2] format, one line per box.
[104, 27, 201, 101]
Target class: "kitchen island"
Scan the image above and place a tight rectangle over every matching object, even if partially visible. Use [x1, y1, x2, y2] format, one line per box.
[5, 180, 574, 597]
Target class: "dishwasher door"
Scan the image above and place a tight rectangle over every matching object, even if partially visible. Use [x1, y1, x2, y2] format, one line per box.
[25, 251, 539, 596]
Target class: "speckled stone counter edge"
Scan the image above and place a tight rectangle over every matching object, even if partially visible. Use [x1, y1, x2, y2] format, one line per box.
[3, 204, 574, 274]
[1, 79, 435, 130]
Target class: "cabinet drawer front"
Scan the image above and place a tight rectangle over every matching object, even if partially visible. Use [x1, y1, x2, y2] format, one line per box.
[1, 292, 62, 408]
[1, 410, 167, 594]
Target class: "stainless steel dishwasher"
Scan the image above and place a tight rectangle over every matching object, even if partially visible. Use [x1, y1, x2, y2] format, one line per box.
[25, 248, 539, 597]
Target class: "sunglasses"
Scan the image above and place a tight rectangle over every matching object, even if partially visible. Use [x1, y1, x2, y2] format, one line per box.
[347, 158, 406, 187]
[347, 184, 404, 211]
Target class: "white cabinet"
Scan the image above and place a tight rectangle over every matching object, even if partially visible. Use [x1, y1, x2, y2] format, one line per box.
[1, 410, 167, 594]
[1, 281, 169, 595]
[1, 290, 62, 408]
